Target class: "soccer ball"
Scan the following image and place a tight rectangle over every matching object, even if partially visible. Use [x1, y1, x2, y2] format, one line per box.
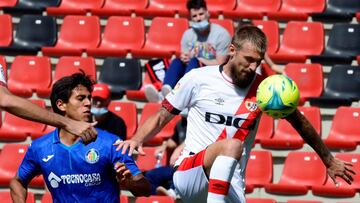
[256, 74, 300, 119]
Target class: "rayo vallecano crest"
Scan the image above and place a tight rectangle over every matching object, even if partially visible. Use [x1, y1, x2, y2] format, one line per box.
[245, 101, 258, 112]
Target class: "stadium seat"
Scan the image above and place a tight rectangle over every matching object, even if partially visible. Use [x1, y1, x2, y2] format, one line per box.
[0, 15, 57, 55]
[269, 21, 324, 63]
[324, 107, 360, 150]
[42, 15, 100, 56]
[268, 0, 326, 21]
[312, 153, 360, 197]
[254, 114, 274, 144]
[87, 16, 144, 57]
[309, 65, 360, 108]
[260, 107, 321, 149]
[91, 0, 148, 16]
[98, 58, 142, 98]
[135, 146, 168, 172]
[310, 23, 360, 65]
[357, 12, 360, 21]
[131, 17, 189, 58]
[209, 18, 234, 37]
[120, 195, 129, 203]
[136, 0, 187, 17]
[206, 0, 236, 17]
[53, 56, 96, 83]
[0, 14, 12, 47]
[0, 191, 35, 203]
[140, 103, 181, 145]
[252, 20, 279, 55]
[0, 144, 44, 187]
[312, 0, 360, 22]
[8, 56, 52, 98]
[126, 72, 153, 102]
[47, 0, 105, 15]
[135, 196, 175, 203]
[357, 55, 360, 64]
[223, 0, 281, 19]
[0, 0, 17, 8]
[0, 100, 48, 141]
[284, 63, 323, 105]
[265, 151, 327, 195]
[287, 201, 323, 203]
[108, 101, 138, 139]
[246, 198, 276, 203]
[245, 150, 273, 193]
[3, 0, 60, 14]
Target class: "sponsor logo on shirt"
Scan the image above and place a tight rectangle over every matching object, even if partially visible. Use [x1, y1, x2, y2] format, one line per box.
[205, 112, 249, 128]
[214, 97, 225, 105]
[48, 172, 102, 188]
[85, 148, 99, 164]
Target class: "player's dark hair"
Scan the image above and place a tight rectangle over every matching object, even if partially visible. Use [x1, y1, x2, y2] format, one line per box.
[232, 26, 267, 57]
[50, 70, 94, 115]
[187, 0, 207, 11]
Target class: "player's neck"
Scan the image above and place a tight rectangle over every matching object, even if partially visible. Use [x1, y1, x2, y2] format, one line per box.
[59, 129, 81, 146]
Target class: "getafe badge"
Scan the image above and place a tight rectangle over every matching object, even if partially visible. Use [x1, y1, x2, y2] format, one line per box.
[85, 148, 100, 164]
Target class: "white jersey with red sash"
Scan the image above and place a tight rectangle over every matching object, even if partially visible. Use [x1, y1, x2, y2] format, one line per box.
[0, 64, 7, 87]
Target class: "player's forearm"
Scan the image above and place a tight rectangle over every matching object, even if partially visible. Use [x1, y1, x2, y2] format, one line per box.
[127, 174, 151, 196]
[10, 177, 27, 203]
[286, 109, 334, 167]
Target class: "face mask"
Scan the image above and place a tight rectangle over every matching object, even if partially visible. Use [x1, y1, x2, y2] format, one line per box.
[91, 107, 108, 116]
[192, 20, 210, 32]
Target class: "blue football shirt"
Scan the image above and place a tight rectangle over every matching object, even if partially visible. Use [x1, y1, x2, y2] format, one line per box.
[18, 128, 141, 203]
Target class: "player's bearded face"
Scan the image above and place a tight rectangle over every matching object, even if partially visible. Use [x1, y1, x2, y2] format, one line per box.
[231, 63, 255, 88]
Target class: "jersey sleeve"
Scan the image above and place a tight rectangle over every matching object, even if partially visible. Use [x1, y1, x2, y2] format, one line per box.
[17, 145, 41, 186]
[0, 64, 7, 87]
[162, 69, 199, 114]
[110, 143, 141, 177]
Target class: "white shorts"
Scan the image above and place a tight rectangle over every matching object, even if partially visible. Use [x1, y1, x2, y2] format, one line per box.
[173, 149, 246, 203]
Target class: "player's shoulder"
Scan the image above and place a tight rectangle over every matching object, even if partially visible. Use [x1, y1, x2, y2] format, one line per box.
[30, 130, 56, 149]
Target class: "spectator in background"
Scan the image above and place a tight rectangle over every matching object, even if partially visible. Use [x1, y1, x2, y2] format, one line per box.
[145, 0, 231, 103]
[10, 72, 151, 203]
[91, 83, 127, 140]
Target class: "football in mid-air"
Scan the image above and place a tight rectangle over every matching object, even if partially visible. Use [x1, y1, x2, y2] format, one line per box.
[256, 74, 300, 119]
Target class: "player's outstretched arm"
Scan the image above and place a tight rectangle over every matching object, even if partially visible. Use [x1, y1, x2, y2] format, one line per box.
[285, 109, 356, 186]
[115, 107, 175, 156]
[115, 162, 151, 196]
[10, 176, 27, 203]
[0, 87, 97, 144]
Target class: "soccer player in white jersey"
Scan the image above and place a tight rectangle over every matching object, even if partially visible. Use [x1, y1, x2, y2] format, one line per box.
[0, 64, 97, 143]
[116, 26, 355, 203]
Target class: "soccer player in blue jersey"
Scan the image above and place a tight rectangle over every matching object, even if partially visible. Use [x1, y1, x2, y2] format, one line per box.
[10, 72, 151, 202]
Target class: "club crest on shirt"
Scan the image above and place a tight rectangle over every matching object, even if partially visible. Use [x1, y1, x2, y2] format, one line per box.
[245, 101, 258, 112]
[85, 148, 99, 164]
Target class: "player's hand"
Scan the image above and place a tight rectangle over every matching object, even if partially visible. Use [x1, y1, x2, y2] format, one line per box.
[114, 139, 145, 156]
[114, 162, 132, 188]
[65, 120, 98, 144]
[327, 157, 355, 186]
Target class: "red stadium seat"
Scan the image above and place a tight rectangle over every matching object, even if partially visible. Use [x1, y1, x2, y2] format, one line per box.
[268, 0, 326, 21]
[287, 201, 323, 203]
[209, 18, 234, 37]
[135, 146, 168, 172]
[312, 153, 360, 197]
[265, 151, 327, 195]
[91, 0, 148, 16]
[87, 16, 144, 57]
[0, 144, 44, 188]
[47, 0, 105, 15]
[42, 15, 100, 56]
[206, 0, 236, 17]
[126, 72, 152, 102]
[270, 21, 324, 63]
[254, 114, 274, 144]
[8, 56, 52, 98]
[224, 0, 281, 19]
[136, 0, 187, 17]
[260, 107, 321, 149]
[140, 103, 181, 145]
[108, 101, 138, 139]
[324, 107, 360, 150]
[131, 17, 188, 58]
[246, 198, 276, 203]
[53, 56, 96, 83]
[0, 0, 17, 7]
[0, 100, 48, 141]
[284, 63, 323, 105]
[252, 20, 279, 55]
[135, 196, 175, 203]
[0, 191, 35, 203]
[357, 55, 360, 64]
[245, 150, 273, 193]
[0, 14, 12, 47]
[357, 12, 360, 22]
[120, 195, 129, 203]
